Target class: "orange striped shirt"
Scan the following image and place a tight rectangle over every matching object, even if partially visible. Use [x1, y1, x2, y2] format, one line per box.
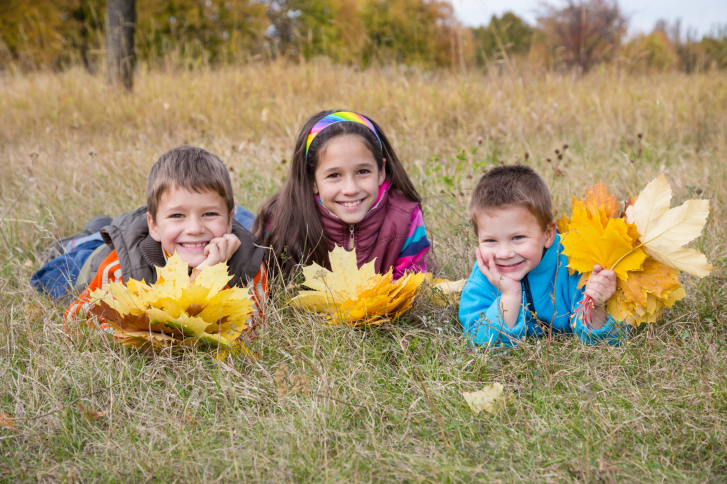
[64, 249, 269, 335]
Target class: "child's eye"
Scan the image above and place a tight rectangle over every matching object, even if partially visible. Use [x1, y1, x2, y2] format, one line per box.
[169, 214, 184, 219]
[481, 239, 496, 244]
[513, 235, 525, 241]
[327, 173, 341, 179]
[357, 169, 371, 175]
[203, 212, 219, 217]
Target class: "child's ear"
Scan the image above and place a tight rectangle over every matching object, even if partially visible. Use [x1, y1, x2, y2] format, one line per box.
[147, 212, 162, 242]
[543, 221, 557, 249]
[312, 181, 319, 195]
[378, 158, 387, 185]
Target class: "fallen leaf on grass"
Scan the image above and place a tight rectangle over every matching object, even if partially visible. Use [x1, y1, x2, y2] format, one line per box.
[462, 383, 512, 414]
[0, 413, 17, 430]
[423, 274, 467, 306]
[78, 402, 108, 421]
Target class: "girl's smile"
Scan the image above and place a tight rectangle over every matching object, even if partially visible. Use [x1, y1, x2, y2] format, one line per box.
[313, 135, 386, 225]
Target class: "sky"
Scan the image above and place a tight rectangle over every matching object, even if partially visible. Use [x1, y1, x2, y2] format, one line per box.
[451, 0, 727, 38]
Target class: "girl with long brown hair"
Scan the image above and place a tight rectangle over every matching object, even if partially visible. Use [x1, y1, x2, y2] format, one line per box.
[253, 110, 430, 279]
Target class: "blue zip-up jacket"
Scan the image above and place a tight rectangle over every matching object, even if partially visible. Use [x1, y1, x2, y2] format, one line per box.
[459, 235, 629, 347]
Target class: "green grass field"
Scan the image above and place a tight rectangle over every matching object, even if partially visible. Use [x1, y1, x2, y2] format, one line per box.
[1, 63, 726, 482]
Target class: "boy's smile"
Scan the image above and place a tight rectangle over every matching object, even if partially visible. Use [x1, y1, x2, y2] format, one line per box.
[475, 205, 556, 282]
[147, 187, 233, 268]
[313, 135, 386, 224]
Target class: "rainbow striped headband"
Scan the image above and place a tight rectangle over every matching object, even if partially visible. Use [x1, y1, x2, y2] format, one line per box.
[305, 111, 382, 156]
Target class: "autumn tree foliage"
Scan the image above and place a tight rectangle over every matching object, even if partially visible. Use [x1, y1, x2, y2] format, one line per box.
[471, 12, 533, 66]
[537, 0, 627, 72]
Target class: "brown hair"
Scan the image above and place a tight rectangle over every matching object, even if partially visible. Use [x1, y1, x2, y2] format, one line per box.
[147, 145, 235, 221]
[253, 110, 421, 279]
[470, 165, 553, 234]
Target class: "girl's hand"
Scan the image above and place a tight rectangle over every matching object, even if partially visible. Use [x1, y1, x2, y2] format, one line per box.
[203, 233, 241, 267]
[585, 265, 617, 307]
[476, 248, 521, 296]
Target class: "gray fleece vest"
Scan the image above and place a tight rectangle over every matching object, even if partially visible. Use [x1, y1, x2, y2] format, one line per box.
[90, 206, 265, 287]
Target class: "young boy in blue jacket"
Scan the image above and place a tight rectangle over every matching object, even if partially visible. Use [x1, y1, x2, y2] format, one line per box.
[459, 165, 628, 347]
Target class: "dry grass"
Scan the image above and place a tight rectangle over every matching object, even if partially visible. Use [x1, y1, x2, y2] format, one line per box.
[1, 63, 726, 482]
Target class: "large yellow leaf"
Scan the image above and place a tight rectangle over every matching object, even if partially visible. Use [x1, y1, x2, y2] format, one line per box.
[290, 246, 424, 326]
[562, 217, 647, 280]
[625, 174, 714, 277]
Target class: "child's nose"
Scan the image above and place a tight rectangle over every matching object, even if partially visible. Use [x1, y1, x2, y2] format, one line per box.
[496, 244, 513, 259]
[341, 177, 359, 195]
[186, 216, 204, 233]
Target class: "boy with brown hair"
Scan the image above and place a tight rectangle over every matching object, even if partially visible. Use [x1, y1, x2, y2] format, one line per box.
[459, 165, 627, 346]
[65, 146, 268, 328]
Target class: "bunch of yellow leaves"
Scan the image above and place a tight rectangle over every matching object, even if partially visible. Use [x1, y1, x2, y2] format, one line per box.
[290, 246, 425, 326]
[89, 253, 254, 352]
[559, 176, 714, 326]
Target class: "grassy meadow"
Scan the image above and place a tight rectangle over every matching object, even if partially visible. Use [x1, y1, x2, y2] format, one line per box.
[1, 63, 727, 482]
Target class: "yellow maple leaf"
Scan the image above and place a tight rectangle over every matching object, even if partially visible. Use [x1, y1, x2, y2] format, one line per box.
[625, 174, 715, 278]
[90, 253, 253, 355]
[462, 383, 513, 415]
[290, 246, 424, 326]
[619, 258, 681, 307]
[584, 181, 620, 225]
[562, 216, 647, 280]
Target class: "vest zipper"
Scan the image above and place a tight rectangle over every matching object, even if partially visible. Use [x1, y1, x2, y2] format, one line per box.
[348, 224, 355, 251]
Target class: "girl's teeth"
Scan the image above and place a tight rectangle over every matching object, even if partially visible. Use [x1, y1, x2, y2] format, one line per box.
[342, 201, 361, 207]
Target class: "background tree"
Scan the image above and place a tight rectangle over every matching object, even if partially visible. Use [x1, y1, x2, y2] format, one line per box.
[472, 12, 533, 66]
[359, 0, 465, 68]
[106, 0, 136, 90]
[538, 0, 627, 72]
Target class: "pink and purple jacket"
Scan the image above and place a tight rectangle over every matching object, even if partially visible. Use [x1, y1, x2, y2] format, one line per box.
[316, 181, 430, 279]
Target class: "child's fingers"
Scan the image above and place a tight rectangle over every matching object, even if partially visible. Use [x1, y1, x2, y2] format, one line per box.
[599, 269, 617, 282]
[475, 248, 491, 278]
[205, 242, 222, 266]
[222, 233, 241, 259]
[592, 264, 603, 274]
[485, 253, 503, 280]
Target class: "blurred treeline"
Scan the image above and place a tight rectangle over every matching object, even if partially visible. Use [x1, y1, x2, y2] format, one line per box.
[1, 0, 726, 72]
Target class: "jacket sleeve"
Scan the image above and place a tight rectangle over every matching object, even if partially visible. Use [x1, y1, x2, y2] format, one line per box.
[567, 274, 630, 345]
[458, 263, 531, 347]
[245, 262, 269, 338]
[63, 249, 122, 330]
[392, 206, 431, 278]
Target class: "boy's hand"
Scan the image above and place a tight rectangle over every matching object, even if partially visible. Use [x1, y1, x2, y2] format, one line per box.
[585, 265, 617, 307]
[203, 233, 241, 267]
[476, 248, 521, 296]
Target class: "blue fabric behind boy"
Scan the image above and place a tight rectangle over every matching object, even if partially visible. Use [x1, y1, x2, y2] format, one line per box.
[459, 234, 629, 347]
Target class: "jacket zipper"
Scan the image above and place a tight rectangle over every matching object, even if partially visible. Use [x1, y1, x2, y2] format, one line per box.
[521, 275, 550, 332]
[348, 224, 355, 251]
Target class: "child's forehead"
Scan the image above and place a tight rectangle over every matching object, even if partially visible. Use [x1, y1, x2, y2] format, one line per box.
[158, 185, 228, 207]
[474, 205, 542, 233]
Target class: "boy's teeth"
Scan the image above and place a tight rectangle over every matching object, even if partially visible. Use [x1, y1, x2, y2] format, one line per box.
[182, 242, 206, 248]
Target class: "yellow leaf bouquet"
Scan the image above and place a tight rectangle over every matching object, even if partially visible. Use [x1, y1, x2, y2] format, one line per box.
[290, 246, 425, 326]
[89, 253, 253, 352]
[560, 175, 714, 326]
